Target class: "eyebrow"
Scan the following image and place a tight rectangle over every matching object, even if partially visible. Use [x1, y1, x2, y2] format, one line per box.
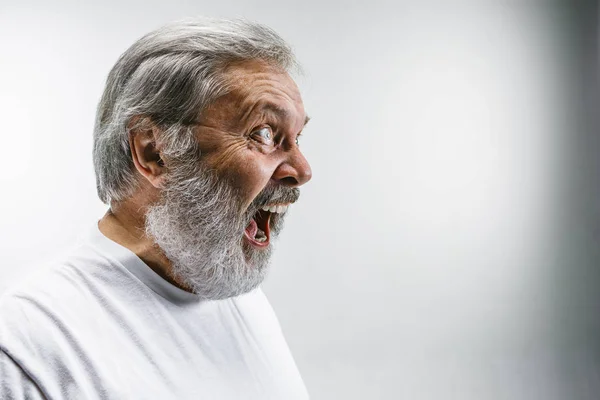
[251, 102, 310, 127]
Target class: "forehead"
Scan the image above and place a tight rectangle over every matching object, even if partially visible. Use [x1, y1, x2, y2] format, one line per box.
[201, 60, 306, 128]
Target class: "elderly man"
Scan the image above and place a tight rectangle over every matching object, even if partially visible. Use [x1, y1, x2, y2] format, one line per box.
[0, 18, 311, 399]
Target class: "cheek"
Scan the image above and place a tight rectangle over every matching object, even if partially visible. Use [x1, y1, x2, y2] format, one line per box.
[222, 154, 276, 208]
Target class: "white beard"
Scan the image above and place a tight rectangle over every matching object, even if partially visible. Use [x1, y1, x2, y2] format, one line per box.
[145, 159, 297, 300]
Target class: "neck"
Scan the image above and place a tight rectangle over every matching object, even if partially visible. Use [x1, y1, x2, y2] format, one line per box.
[98, 200, 194, 293]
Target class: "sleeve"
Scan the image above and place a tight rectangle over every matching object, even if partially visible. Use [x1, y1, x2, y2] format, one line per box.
[0, 349, 46, 400]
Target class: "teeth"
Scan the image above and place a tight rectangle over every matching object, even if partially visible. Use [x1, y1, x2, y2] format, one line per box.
[259, 204, 290, 214]
[255, 228, 267, 242]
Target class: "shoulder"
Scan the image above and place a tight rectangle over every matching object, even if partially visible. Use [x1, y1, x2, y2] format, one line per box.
[0, 253, 92, 397]
[0, 242, 125, 345]
[0, 242, 136, 393]
[2, 242, 103, 304]
[0, 251, 82, 335]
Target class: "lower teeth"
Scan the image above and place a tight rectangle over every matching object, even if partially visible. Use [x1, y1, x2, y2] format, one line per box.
[255, 228, 267, 242]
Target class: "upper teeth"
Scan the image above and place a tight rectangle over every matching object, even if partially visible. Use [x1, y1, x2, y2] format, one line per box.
[261, 204, 289, 214]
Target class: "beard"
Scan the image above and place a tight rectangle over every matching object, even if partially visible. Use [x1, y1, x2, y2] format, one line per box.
[144, 155, 299, 300]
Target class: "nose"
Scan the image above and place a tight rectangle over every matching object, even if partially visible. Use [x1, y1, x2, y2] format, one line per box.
[272, 149, 312, 188]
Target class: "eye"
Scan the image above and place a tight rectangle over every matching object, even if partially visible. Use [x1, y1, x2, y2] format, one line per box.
[295, 135, 301, 147]
[250, 126, 274, 145]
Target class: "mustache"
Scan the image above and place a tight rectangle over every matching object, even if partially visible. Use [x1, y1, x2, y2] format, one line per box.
[250, 185, 300, 211]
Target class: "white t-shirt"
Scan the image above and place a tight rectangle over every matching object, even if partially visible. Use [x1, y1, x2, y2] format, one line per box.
[0, 225, 308, 400]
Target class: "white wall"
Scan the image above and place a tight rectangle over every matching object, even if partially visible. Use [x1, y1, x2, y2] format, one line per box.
[1, 1, 598, 399]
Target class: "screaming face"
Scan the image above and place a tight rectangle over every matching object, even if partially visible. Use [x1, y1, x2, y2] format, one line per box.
[145, 60, 312, 300]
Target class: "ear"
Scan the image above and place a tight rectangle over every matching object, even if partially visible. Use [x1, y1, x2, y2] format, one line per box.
[128, 117, 166, 189]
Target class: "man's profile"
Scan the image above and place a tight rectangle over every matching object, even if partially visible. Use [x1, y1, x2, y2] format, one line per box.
[0, 18, 311, 399]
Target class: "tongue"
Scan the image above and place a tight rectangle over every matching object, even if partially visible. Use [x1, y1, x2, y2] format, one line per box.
[245, 218, 258, 238]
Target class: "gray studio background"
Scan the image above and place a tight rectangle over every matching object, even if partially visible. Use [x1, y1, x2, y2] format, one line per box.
[1, 1, 598, 399]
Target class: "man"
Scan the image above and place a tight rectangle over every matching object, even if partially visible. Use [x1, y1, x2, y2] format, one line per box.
[0, 18, 311, 399]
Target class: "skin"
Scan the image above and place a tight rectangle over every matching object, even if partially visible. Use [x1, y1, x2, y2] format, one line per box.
[98, 59, 312, 293]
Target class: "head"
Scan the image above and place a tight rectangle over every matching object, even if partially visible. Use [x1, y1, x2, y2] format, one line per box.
[93, 18, 312, 299]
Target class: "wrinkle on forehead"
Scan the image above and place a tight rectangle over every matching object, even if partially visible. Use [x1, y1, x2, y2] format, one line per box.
[200, 60, 306, 131]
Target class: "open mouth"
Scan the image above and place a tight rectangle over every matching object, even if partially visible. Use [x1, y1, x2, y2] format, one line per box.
[243, 204, 289, 248]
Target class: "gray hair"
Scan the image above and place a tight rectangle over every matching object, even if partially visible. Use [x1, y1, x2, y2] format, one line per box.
[93, 18, 298, 204]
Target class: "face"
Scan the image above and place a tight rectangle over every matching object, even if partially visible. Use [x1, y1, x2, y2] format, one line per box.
[197, 60, 311, 208]
[196, 60, 312, 245]
[144, 60, 312, 299]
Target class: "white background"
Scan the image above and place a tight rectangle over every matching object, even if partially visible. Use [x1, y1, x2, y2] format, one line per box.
[1, 1, 599, 399]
